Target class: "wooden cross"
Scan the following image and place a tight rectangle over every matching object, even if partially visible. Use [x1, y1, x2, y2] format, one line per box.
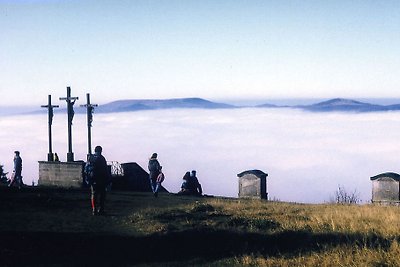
[80, 93, 98, 157]
[41, 95, 59, 161]
[59, 86, 79, 162]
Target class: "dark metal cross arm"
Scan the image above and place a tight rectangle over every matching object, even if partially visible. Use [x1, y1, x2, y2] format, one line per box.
[59, 96, 79, 101]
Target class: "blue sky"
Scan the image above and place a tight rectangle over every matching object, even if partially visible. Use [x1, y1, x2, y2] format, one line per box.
[1, 0, 399, 105]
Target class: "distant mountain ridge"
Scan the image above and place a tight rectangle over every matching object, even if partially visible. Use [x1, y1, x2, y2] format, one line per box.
[296, 98, 389, 112]
[259, 98, 400, 112]
[96, 97, 400, 113]
[95, 97, 234, 113]
[3, 97, 400, 115]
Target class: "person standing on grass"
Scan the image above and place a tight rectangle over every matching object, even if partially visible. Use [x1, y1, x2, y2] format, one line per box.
[9, 151, 23, 189]
[148, 153, 161, 197]
[89, 146, 110, 216]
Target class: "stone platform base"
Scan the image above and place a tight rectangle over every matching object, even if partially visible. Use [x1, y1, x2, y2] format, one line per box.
[38, 161, 84, 188]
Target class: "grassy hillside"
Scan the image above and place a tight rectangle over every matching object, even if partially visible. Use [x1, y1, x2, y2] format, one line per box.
[1, 186, 399, 266]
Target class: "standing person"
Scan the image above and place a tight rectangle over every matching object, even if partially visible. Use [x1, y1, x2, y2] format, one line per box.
[88, 146, 110, 216]
[9, 151, 23, 189]
[148, 153, 161, 196]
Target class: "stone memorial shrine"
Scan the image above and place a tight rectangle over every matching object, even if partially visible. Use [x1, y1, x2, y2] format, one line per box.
[238, 170, 268, 200]
[370, 172, 400, 205]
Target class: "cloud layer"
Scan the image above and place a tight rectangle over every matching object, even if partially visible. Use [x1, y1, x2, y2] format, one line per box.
[1, 108, 399, 203]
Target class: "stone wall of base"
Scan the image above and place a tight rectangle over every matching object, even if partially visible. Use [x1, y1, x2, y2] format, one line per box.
[38, 161, 84, 188]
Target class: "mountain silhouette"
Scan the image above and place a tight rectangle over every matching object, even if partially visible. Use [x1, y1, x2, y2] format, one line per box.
[297, 98, 387, 112]
[95, 98, 235, 113]
[257, 98, 400, 112]
[5, 97, 400, 115]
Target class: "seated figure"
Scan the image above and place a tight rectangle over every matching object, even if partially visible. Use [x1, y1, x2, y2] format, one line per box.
[177, 170, 202, 196]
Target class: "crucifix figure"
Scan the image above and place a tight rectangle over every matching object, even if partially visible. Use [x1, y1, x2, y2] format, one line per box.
[59, 87, 78, 162]
[80, 93, 98, 158]
[41, 95, 59, 161]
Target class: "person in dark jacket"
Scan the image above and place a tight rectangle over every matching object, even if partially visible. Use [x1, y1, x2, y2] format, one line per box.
[189, 170, 203, 196]
[90, 146, 110, 215]
[177, 170, 203, 196]
[148, 153, 161, 196]
[177, 172, 191, 195]
[9, 151, 23, 189]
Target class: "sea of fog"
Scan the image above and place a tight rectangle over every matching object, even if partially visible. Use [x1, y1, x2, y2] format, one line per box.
[1, 108, 400, 204]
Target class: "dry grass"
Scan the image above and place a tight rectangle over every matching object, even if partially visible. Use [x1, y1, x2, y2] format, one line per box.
[207, 200, 400, 266]
[230, 241, 400, 267]
[1, 186, 400, 266]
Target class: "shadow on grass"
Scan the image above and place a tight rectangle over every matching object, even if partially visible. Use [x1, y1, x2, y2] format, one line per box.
[0, 228, 393, 266]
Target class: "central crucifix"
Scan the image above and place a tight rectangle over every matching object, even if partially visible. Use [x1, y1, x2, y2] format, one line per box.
[59, 87, 78, 162]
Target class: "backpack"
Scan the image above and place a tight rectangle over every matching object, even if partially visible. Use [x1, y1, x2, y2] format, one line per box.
[156, 172, 165, 183]
[84, 155, 96, 186]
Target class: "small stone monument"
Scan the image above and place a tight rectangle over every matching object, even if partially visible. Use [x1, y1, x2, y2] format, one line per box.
[370, 172, 400, 205]
[238, 170, 268, 199]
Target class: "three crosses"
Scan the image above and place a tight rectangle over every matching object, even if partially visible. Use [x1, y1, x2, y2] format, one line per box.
[41, 87, 97, 162]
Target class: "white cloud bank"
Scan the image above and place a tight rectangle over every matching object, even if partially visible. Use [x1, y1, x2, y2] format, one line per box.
[1, 108, 399, 203]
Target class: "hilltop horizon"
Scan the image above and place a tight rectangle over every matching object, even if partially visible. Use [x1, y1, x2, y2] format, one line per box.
[2, 96, 400, 106]
[3, 97, 400, 115]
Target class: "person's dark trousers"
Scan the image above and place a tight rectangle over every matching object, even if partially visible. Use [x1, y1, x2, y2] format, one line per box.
[91, 185, 106, 215]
